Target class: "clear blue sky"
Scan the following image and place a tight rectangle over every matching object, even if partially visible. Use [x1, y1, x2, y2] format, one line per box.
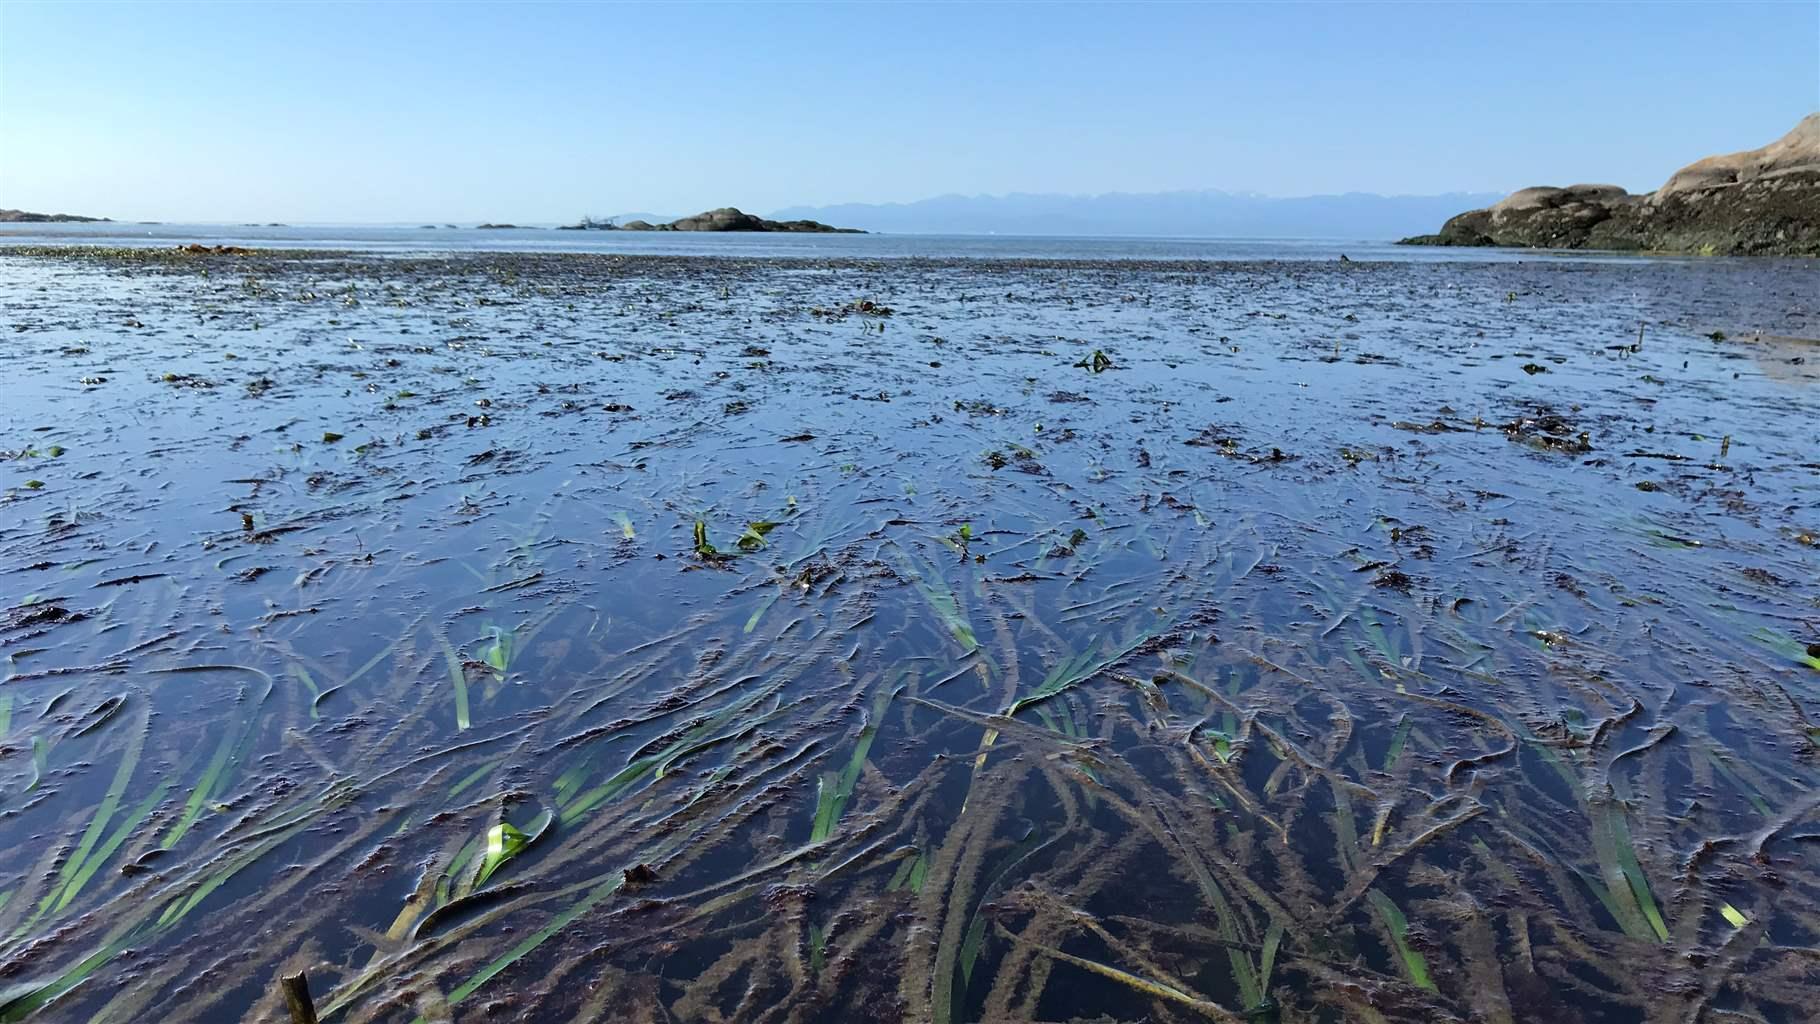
[1, 1, 1815, 223]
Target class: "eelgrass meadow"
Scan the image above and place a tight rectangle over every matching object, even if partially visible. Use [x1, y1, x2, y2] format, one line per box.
[1, 247, 1817, 1023]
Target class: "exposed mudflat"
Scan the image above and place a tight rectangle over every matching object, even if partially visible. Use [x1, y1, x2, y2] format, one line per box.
[2, 248, 1817, 1024]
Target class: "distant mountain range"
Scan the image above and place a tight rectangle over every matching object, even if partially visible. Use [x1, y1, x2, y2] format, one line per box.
[767, 190, 1506, 239]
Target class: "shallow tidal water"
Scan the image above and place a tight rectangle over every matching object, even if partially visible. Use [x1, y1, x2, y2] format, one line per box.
[0, 247, 1817, 1024]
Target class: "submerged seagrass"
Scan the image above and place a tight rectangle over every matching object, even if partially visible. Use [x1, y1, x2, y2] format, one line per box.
[0, 247, 1817, 1024]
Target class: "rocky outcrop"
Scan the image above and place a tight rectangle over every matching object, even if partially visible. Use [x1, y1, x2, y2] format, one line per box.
[618, 208, 861, 233]
[1658, 114, 1820, 198]
[1401, 114, 1820, 255]
[0, 209, 109, 223]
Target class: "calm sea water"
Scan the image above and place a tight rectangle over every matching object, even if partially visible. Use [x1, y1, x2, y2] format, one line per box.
[0, 219, 1661, 262]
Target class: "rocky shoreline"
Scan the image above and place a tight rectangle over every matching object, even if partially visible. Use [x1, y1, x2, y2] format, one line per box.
[0, 209, 109, 223]
[1401, 114, 1820, 256]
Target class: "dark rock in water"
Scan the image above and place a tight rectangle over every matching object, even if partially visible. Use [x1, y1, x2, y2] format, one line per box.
[475, 223, 521, 230]
[1401, 113, 1820, 256]
[618, 207, 862, 233]
[671, 207, 770, 232]
[0, 208, 110, 223]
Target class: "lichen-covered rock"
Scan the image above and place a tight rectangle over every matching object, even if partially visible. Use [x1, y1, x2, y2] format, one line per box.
[1402, 114, 1820, 255]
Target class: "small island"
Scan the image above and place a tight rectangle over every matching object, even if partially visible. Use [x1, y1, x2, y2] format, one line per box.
[1401, 113, 1819, 256]
[0, 209, 110, 223]
[562, 207, 862, 233]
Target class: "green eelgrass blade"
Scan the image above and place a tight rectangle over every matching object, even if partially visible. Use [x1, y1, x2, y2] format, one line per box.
[1703, 748, 1773, 816]
[736, 520, 779, 551]
[164, 726, 233, 849]
[56, 781, 172, 913]
[5, 785, 267, 1020]
[449, 760, 500, 800]
[897, 553, 978, 653]
[743, 590, 782, 634]
[343, 631, 410, 689]
[440, 638, 473, 731]
[1591, 801, 1669, 942]
[809, 922, 828, 974]
[24, 715, 145, 927]
[1361, 606, 1401, 664]
[433, 875, 625, 1015]
[0, 939, 129, 1022]
[810, 684, 897, 842]
[26, 737, 48, 792]
[1006, 625, 1160, 717]
[693, 519, 718, 558]
[1570, 865, 1635, 941]
[162, 684, 271, 848]
[959, 913, 989, 984]
[886, 853, 918, 892]
[1750, 627, 1820, 670]
[290, 665, 322, 719]
[552, 758, 593, 804]
[479, 625, 513, 674]
[437, 834, 484, 907]
[809, 772, 842, 844]
[1366, 888, 1435, 991]
[1382, 715, 1413, 770]
[311, 685, 344, 717]
[1257, 921, 1283, 1001]
[561, 680, 784, 823]
[154, 805, 325, 930]
[471, 809, 552, 892]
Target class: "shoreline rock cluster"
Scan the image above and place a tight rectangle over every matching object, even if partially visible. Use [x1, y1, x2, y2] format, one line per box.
[1401, 114, 1820, 256]
[0, 209, 109, 223]
[564, 207, 861, 233]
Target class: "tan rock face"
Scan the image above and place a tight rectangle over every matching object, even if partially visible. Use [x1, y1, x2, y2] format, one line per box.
[1490, 184, 1634, 222]
[1655, 113, 1820, 199]
[1402, 112, 1820, 255]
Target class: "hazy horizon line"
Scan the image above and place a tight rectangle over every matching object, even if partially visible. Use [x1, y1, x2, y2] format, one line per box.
[8, 184, 1515, 228]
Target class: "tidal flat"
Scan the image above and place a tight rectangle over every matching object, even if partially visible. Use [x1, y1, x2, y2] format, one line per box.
[1, 247, 1817, 1024]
